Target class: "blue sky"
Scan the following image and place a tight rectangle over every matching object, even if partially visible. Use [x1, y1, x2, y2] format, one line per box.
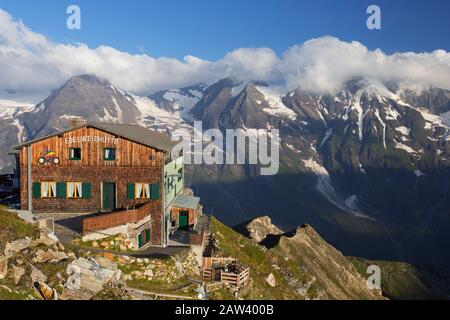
[1, 0, 449, 60]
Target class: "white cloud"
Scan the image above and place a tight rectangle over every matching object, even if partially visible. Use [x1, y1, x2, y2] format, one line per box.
[0, 9, 449, 103]
[281, 37, 450, 93]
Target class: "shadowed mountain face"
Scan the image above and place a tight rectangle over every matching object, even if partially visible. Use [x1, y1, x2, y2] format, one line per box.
[2, 74, 450, 266]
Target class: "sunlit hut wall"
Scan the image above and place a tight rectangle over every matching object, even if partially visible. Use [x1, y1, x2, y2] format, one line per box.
[163, 156, 184, 243]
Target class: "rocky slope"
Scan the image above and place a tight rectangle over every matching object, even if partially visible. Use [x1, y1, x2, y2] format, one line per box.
[234, 216, 450, 300]
[211, 216, 383, 300]
[0, 207, 205, 300]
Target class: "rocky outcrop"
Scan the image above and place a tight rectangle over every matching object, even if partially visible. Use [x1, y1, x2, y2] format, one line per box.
[242, 216, 283, 243]
[238, 216, 384, 300]
[270, 225, 383, 300]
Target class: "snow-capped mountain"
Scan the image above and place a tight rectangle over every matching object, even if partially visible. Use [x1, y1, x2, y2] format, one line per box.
[1, 74, 450, 266]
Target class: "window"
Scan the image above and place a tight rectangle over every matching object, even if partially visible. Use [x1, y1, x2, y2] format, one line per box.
[67, 182, 83, 198]
[69, 148, 81, 160]
[104, 148, 116, 161]
[135, 183, 150, 199]
[177, 168, 183, 182]
[41, 182, 56, 198]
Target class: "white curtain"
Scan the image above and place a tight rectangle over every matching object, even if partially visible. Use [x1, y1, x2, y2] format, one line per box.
[42, 182, 49, 197]
[76, 182, 82, 198]
[144, 184, 150, 198]
[105, 149, 110, 159]
[136, 183, 143, 198]
[68, 182, 74, 198]
[50, 182, 56, 197]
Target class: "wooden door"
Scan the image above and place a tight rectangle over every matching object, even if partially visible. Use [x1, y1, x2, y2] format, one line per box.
[102, 182, 116, 210]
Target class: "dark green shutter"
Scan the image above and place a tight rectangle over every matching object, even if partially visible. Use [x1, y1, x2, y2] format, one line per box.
[127, 183, 135, 200]
[145, 229, 151, 243]
[151, 183, 160, 200]
[82, 183, 92, 199]
[56, 182, 67, 199]
[138, 233, 143, 248]
[32, 182, 41, 198]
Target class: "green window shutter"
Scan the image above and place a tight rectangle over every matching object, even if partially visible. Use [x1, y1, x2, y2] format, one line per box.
[56, 182, 67, 199]
[82, 183, 92, 199]
[145, 229, 151, 243]
[127, 183, 135, 200]
[151, 183, 160, 200]
[32, 182, 41, 198]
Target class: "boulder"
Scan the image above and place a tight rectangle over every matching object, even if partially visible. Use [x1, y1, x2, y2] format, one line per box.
[33, 249, 68, 263]
[31, 232, 59, 247]
[144, 268, 154, 278]
[65, 258, 121, 295]
[4, 237, 31, 257]
[12, 265, 25, 285]
[123, 274, 132, 281]
[265, 273, 276, 288]
[30, 263, 48, 283]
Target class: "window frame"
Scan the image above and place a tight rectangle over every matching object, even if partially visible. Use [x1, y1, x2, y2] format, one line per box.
[103, 148, 116, 161]
[41, 182, 57, 198]
[135, 182, 150, 199]
[67, 181, 83, 199]
[69, 147, 82, 161]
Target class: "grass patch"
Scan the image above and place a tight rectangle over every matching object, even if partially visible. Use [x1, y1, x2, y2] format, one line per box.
[0, 206, 36, 250]
[0, 286, 38, 300]
[349, 257, 450, 300]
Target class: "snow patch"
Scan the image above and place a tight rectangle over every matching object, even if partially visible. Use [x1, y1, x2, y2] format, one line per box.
[373, 109, 386, 149]
[12, 119, 25, 143]
[231, 82, 247, 97]
[394, 142, 417, 154]
[286, 143, 301, 153]
[320, 129, 333, 148]
[395, 126, 410, 136]
[255, 86, 297, 120]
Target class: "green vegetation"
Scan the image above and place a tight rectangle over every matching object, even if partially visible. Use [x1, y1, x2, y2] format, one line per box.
[0, 206, 36, 248]
[0, 286, 37, 300]
[350, 257, 450, 300]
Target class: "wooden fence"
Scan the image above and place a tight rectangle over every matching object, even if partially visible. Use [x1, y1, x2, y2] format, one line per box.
[83, 201, 152, 234]
[201, 257, 250, 287]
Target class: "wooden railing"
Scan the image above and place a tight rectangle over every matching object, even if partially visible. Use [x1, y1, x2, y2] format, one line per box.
[83, 202, 152, 234]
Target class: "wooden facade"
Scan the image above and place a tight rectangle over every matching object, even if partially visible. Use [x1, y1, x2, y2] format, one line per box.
[15, 123, 176, 246]
[19, 126, 164, 168]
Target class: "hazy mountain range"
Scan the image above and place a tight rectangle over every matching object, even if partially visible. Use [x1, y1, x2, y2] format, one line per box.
[1, 74, 450, 266]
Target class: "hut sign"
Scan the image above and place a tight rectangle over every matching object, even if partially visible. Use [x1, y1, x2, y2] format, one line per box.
[64, 136, 120, 145]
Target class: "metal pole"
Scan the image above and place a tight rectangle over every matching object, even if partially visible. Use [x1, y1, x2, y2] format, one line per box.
[27, 145, 32, 212]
